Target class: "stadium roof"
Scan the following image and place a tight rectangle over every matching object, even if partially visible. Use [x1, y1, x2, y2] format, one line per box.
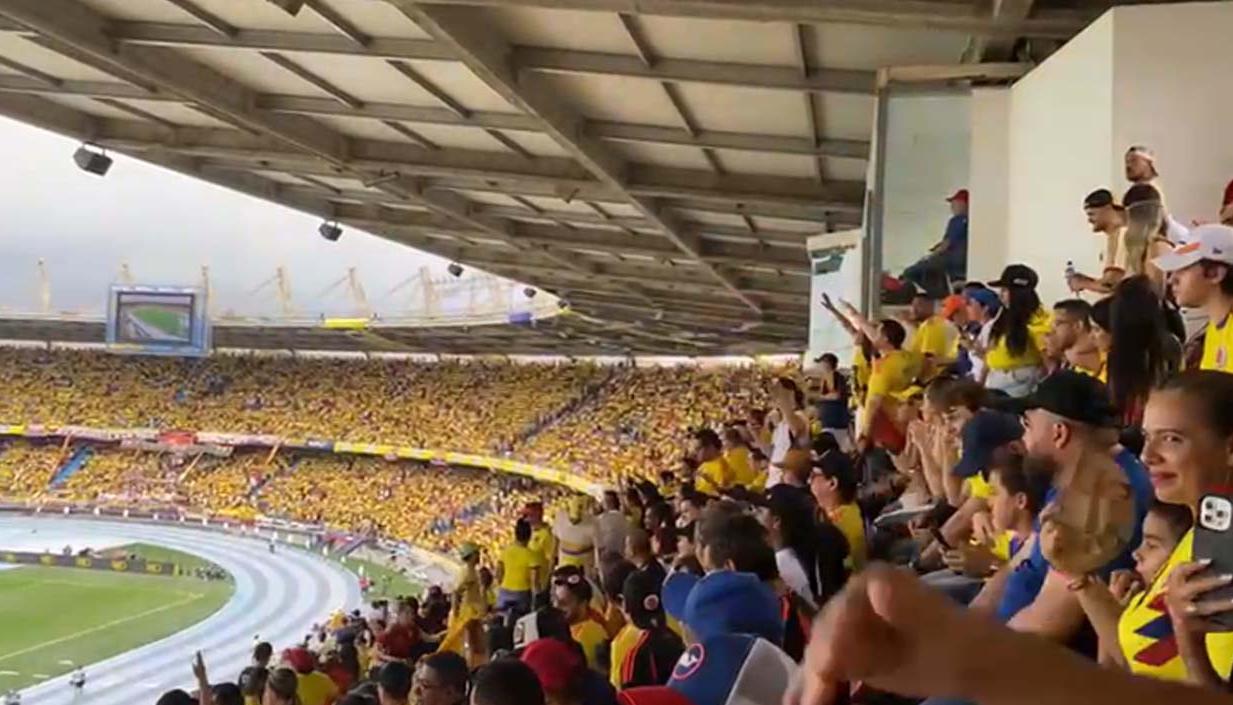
[0, 0, 1132, 352]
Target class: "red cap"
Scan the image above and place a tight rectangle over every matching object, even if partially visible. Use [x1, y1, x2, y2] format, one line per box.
[946, 189, 969, 203]
[617, 687, 695, 705]
[282, 647, 315, 674]
[520, 638, 583, 694]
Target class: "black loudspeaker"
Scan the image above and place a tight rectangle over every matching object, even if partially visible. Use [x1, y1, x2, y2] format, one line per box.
[447, 263, 464, 278]
[73, 147, 112, 176]
[318, 222, 342, 242]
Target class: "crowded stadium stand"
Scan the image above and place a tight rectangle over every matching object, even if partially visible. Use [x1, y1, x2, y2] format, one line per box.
[4, 2, 1233, 705]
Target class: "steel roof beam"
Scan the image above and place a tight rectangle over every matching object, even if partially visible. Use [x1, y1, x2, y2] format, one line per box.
[402, 4, 767, 313]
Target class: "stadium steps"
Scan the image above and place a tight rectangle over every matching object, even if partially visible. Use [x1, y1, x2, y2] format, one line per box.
[49, 446, 92, 489]
[508, 366, 623, 446]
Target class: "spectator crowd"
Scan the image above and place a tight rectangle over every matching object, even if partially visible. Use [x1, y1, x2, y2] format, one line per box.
[3, 149, 1233, 705]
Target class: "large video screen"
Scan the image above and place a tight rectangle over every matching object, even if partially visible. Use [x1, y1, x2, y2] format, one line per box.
[106, 286, 210, 357]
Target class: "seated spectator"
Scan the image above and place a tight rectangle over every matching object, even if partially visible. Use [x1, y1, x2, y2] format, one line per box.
[612, 569, 684, 689]
[1046, 299, 1101, 376]
[283, 646, 338, 705]
[472, 658, 545, 705]
[550, 566, 609, 671]
[377, 661, 412, 705]
[959, 285, 1001, 383]
[1071, 501, 1192, 672]
[618, 633, 798, 705]
[899, 189, 969, 296]
[412, 652, 469, 705]
[984, 265, 1050, 398]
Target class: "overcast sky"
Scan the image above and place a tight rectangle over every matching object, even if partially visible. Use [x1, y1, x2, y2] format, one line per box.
[0, 115, 515, 319]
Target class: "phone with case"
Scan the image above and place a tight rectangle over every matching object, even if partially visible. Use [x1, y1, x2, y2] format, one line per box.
[1193, 492, 1233, 630]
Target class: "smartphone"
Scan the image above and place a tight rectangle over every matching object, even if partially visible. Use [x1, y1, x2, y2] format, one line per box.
[929, 526, 952, 551]
[1193, 492, 1233, 629]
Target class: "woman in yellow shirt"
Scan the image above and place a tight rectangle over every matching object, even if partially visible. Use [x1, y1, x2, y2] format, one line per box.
[810, 452, 866, 570]
[496, 518, 541, 614]
[984, 264, 1050, 397]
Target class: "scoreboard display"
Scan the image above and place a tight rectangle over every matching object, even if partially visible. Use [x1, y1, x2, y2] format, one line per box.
[106, 285, 211, 357]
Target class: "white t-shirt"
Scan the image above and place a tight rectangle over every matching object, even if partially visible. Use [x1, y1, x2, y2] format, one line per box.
[595, 509, 629, 558]
[776, 548, 817, 609]
[553, 511, 596, 568]
[767, 415, 803, 488]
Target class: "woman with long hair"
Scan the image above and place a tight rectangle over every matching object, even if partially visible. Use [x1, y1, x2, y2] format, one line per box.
[1131, 371, 1233, 685]
[983, 264, 1050, 397]
[758, 484, 849, 611]
[1090, 276, 1181, 425]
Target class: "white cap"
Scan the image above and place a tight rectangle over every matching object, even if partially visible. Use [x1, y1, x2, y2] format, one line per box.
[1152, 224, 1233, 272]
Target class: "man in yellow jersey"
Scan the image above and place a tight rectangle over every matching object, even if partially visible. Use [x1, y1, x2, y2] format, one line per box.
[856, 319, 919, 453]
[550, 565, 609, 671]
[524, 501, 556, 606]
[496, 518, 540, 616]
[1153, 224, 1233, 373]
[691, 428, 734, 496]
[906, 291, 958, 380]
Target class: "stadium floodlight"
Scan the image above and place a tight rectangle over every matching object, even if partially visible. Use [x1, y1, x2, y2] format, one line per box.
[447, 263, 464, 278]
[73, 144, 112, 176]
[318, 220, 342, 242]
[523, 287, 537, 299]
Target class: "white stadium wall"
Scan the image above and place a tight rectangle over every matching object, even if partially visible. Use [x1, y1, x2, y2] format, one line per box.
[1111, 2, 1233, 228]
[1004, 13, 1118, 307]
[880, 92, 972, 275]
[967, 88, 1011, 284]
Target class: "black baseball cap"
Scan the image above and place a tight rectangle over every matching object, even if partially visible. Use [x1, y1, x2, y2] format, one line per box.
[623, 568, 666, 629]
[1083, 189, 1120, 209]
[953, 410, 1023, 479]
[1009, 371, 1117, 427]
[987, 264, 1039, 289]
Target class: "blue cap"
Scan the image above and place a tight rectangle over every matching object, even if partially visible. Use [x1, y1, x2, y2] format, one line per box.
[663, 571, 783, 645]
[671, 634, 797, 705]
[953, 410, 1022, 479]
[964, 288, 1001, 313]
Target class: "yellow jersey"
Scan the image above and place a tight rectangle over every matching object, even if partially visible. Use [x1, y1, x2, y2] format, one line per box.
[498, 543, 538, 592]
[865, 349, 920, 399]
[571, 618, 610, 671]
[828, 502, 866, 570]
[966, 473, 993, 501]
[695, 457, 734, 496]
[296, 671, 339, 705]
[610, 623, 643, 688]
[908, 316, 957, 362]
[724, 446, 759, 490]
[528, 525, 556, 589]
[1117, 529, 1233, 681]
[985, 308, 1051, 371]
[1201, 312, 1233, 373]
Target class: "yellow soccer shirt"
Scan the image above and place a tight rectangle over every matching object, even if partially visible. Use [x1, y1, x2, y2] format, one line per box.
[985, 308, 1052, 371]
[1117, 529, 1233, 681]
[865, 350, 919, 400]
[828, 502, 866, 570]
[610, 623, 643, 688]
[296, 671, 339, 705]
[908, 316, 957, 363]
[499, 542, 537, 592]
[528, 525, 556, 589]
[724, 446, 758, 490]
[571, 617, 610, 671]
[695, 457, 734, 496]
[1201, 312, 1233, 373]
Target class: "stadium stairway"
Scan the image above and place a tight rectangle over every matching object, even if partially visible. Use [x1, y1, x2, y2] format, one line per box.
[50, 446, 92, 489]
[508, 366, 622, 446]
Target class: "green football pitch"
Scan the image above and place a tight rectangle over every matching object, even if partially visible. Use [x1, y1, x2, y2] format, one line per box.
[130, 305, 190, 338]
[0, 545, 232, 690]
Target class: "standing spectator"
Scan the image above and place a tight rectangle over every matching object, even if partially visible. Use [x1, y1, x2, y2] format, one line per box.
[766, 378, 809, 488]
[283, 647, 338, 705]
[554, 497, 597, 575]
[1068, 189, 1128, 296]
[550, 566, 609, 671]
[595, 491, 631, 561]
[374, 601, 420, 663]
[690, 429, 733, 497]
[411, 652, 468, 705]
[613, 569, 684, 689]
[900, 189, 969, 295]
[253, 642, 273, 670]
[1124, 145, 1187, 244]
[720, 427, 759, 490]
[811, 353, 852, 452]
[497, 518, 541, 616]
[757, 484, 848, 609]
[377, 661, 412, 705]
[263, 668, 300, 705]
[624, 528, 666, 588]
[472, 659, 545, 705]
[1153, 224, 1233, 373]
[618, 633, 797, 705]
[906, 292, 959, 380]
[984, 264, 1050, 397]
[1121, 183, 1178, 290]
[1222, 178, 1233, 225]
[526, 501, 557, 603]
